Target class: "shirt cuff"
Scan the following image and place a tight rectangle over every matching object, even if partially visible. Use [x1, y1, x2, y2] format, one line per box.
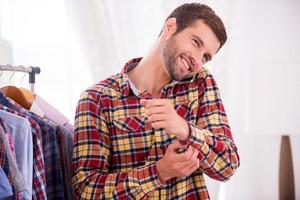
[137, 162, 164, 195]
[189, 124, 213, 160]
[178, 125, 192, 146]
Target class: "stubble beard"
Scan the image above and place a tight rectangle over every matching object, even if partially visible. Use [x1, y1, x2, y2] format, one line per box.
[162, 37, 192, 81]
[162, 38, 184, 81]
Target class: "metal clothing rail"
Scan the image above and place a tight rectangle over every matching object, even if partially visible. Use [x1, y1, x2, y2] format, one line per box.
[0, 64, 41, 93]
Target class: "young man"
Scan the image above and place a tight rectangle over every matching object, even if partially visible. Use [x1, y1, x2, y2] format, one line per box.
[72, 3, 240, 199]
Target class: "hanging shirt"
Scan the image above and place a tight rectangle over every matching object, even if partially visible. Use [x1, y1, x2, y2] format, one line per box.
[0, 166, 13, 199]
[0, 120, 27, 194]
[43, 118, 73, 200]
[0, 124, 9, 180]
[5, 98, 65, 200]
[0, 110, 33, 200]
[72, 58, 240, 199]
[30, 94, 73, 132]
[58, 125, 74, 200]
[0, 93, 47, 200]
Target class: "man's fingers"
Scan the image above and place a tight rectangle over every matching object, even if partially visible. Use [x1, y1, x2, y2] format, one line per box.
[178, 151, 200, 173]
[167, 142, 195, 162]
[148, 114, 167, 123]
[187, 160, 200, 175]
[173, 146, 199, 163]
[161, 142, 200, 178]
[185, 148, 200, 168]
[151, 121, 167, 129]
[140, 99, 151, 107]
[145, 106, 165, 116]
[168, 140, 186, 152]
[141, 99, 170, 109]
[190, 146, 199, 161]
[174, 159, 200, 177]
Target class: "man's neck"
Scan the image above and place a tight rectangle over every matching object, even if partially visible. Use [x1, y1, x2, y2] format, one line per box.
[127, 47, 171, 98]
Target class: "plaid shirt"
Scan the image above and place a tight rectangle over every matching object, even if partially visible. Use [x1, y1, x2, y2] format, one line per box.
[0, 119, 11, 183]
[72, 58, 240, 199]
[0, 103, 47, 200]
[16, 107, 65, 200]
[45, 118, 73, 200]
[0, 93, 65, 199]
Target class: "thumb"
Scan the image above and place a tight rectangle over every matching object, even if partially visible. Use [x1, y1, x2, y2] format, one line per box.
[140, 99, 150, 107]
[168, 140, 185, 152]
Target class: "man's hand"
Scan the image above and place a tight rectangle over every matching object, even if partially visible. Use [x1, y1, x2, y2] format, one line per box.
[140, 99, 189, 141]
[156, 141, 199, 182]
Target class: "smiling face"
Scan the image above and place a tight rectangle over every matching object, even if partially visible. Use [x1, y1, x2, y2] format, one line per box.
[161, 19, 221, 81]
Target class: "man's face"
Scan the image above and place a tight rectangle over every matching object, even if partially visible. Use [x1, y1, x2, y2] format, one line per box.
[162, 19, 221, 81]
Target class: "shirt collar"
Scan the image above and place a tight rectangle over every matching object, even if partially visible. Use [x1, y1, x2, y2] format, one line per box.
[119, 57, 142, 97]
[119, 57, 200, 98]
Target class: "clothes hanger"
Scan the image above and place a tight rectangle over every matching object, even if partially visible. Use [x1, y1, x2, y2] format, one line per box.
[1, 85, 33, 110]
[20, 87, 35, 102]
[1, 72, 35, 110]
[19, 71, 35, 102]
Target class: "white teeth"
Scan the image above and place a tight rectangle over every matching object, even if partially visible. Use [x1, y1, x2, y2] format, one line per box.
[182, 58, 190, 70]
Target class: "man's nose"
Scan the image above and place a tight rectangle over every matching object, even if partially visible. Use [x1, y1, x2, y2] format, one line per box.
[193, 50, 205, 67]
[191, 55, 203, 69]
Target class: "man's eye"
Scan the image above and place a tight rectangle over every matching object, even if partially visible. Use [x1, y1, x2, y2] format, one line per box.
[193, 39, 200, 47]
[202, 55, 211, 64]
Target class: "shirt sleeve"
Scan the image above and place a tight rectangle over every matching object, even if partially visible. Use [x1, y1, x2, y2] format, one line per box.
[71, 90, 164, 199]
[189, 73, 240, 181]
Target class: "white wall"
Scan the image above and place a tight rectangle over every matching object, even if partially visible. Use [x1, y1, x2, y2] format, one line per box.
[224, 0, 300, 135]
[3, 0, 299, 134]
[0, 0, 93, 120]
[66, 0, 300, 135]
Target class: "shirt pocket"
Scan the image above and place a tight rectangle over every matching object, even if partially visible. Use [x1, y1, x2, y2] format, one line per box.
[112, 115, 145, 133]
[174, 102, 190, 120]
[111, 116, 152, 170]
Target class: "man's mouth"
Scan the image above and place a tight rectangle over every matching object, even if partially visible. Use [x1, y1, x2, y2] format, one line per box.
[180, 54, 193, 72]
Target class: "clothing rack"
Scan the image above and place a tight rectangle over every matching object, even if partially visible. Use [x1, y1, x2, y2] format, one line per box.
[0, 65, 41, 93]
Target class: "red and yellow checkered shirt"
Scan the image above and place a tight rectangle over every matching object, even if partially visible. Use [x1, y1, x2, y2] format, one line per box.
[72, 58, 240, 199]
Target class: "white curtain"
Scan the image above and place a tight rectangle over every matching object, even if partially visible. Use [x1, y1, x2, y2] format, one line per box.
[2, 0, 299, 141]
[0, 0, 13, 63]
[64, 0, 300, 136]
[63, 0, 247, 134]
[0, 0, 93, 120]
[64, 0, 164, 80]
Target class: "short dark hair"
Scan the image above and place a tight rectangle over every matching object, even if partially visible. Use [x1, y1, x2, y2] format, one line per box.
[163, 3, 227, 49]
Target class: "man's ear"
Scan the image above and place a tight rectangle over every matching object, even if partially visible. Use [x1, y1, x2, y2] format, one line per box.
[162, 17, 177, 40]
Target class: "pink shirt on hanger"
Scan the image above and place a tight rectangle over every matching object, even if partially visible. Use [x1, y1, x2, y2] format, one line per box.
[30, 95, 73, 132]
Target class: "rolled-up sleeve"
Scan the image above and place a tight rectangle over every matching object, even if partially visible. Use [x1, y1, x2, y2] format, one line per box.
[189, 74, 240, 181]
